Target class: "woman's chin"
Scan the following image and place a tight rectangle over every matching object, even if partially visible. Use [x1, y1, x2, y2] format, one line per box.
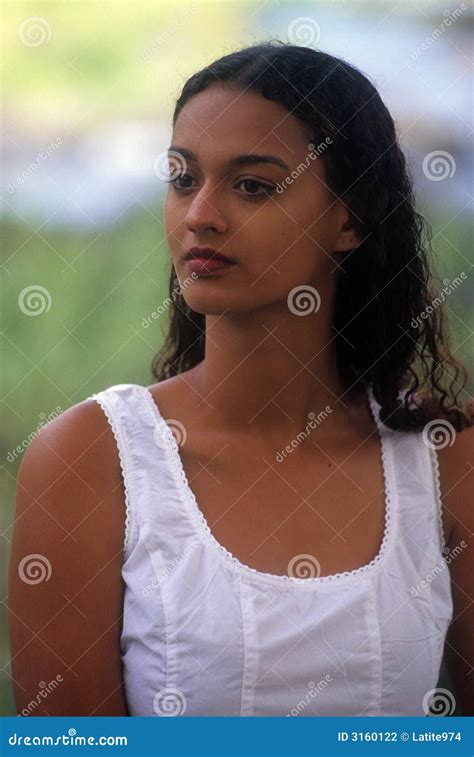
[181, 291, 241, 316]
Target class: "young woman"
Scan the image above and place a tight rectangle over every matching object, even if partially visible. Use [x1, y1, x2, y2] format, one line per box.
[9, 42, 473, 718]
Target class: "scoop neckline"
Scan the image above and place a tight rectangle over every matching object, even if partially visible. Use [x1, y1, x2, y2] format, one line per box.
[140, 382, 397, 590]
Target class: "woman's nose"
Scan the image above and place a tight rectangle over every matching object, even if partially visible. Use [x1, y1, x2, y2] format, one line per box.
[185, 186, 228, 234]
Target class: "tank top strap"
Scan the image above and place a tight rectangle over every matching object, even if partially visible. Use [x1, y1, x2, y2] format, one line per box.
[87, 383, 194, 562]
[366, 384, 448, 573]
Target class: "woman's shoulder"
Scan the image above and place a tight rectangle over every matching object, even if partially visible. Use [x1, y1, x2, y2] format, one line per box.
[15, 393, 126, 544]
[20, 394, 120, 477]
[435, 424, 474, 714]
[435, 423, 474, 549]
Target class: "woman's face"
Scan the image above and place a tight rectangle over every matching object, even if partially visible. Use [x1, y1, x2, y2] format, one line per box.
[164, 83, 355, 315]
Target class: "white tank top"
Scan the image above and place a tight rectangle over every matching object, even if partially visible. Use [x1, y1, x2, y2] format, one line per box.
[89, 382, 453, 717]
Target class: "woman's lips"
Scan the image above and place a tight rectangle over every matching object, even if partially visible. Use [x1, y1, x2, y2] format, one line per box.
[185, 257, 237, 276]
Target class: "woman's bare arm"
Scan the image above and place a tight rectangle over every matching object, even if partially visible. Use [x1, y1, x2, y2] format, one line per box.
[8, 399, 129, 716]
[438, 424, 474, 716]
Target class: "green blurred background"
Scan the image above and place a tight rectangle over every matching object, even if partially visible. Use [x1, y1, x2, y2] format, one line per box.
[1, 0, 472, 715]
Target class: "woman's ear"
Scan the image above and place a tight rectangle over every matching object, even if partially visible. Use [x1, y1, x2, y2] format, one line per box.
[333, 205, 363, 253]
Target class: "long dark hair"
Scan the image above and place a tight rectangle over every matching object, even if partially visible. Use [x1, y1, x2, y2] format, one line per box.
[151, 41, 472, 432]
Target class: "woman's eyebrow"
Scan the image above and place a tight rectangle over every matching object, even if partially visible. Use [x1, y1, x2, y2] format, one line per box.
[168, 145, 290, 171]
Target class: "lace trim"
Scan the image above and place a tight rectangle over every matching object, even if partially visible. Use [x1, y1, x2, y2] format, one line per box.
[141, 383, 396, 589]
[427, 444, 448, 553]
[90, 392, 133, 558]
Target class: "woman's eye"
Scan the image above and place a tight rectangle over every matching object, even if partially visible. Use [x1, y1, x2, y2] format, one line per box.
[237, 179, 275, 197]
[169, 173, 195, 190]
